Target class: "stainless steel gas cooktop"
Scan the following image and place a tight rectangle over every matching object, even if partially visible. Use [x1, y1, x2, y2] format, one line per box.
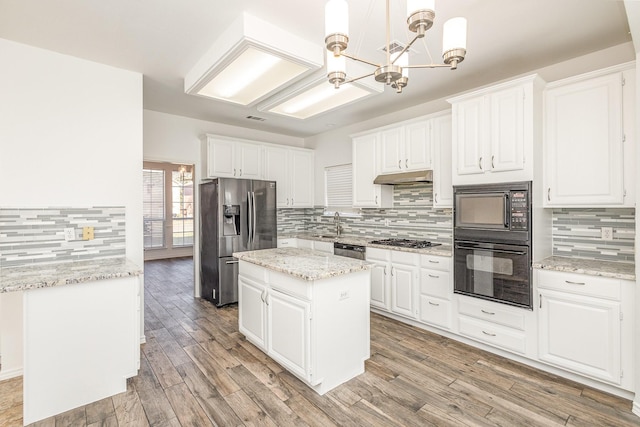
[369, 238, 442, 249]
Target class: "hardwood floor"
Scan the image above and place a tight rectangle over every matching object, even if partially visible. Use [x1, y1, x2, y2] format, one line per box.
[1, 256, 638, 426]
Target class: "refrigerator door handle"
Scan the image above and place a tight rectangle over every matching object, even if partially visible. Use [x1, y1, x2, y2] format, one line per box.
[247, 191, 253, 247]
[251, 191, 257, 246]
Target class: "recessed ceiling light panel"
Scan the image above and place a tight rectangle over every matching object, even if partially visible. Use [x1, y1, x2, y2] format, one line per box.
[185, 13, 323, 106]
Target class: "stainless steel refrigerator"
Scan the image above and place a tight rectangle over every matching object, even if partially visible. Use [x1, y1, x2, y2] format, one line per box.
[200, 178, 277, 306]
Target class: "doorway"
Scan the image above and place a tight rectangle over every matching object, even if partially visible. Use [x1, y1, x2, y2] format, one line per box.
[143, 161, 195, 261]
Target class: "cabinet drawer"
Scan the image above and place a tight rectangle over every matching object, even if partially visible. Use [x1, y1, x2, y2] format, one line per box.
[391, 250, 419, 265]
[459, 316, 527, 354]
[239, 260, 268, 282]
[458, 298, 526, 331]
[366, 247, 390, 261]
[269, 270, 312, 301]
[420, 254, 451, 272]
[536, 270, 621, 301]
[277, 238, 297, 248]
[419, 296, 451, 330]
[419, 269, 451, 299]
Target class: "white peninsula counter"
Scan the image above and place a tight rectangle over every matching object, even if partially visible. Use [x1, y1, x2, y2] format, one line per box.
[0, 259, 141, 425]
[233, 248, 372, 395]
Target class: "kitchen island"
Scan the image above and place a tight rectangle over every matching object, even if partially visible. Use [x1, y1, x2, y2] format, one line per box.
[233, 247, 372, 395]
[0, 259, 141, 425]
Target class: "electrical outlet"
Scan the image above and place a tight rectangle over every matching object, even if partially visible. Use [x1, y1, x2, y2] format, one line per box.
[601, 227, 613, 241]
[82, 226, 95, 240]
[63, 228, 75, 242]
[384, 219, 390, 227]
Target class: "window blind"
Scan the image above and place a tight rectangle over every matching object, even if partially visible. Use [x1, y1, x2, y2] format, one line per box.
[325, 164, 353, 207]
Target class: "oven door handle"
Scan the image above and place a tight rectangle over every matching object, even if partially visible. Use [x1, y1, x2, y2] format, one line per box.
[455, 244, 527, 256]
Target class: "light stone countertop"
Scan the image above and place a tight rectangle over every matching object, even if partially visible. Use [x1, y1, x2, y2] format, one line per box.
[533, 256, 635, 281]
[233, 247, 373, 281]
[0, 258, 143, 293]
[279, 233, 453, 257]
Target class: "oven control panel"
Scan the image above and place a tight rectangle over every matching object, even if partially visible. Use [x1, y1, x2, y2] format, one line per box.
[510, 190, 529, 230]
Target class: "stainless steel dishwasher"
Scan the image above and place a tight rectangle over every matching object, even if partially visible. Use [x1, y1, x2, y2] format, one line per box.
[333, 242, 366, 260]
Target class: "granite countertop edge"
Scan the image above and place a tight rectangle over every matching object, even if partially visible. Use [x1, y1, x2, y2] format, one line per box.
[279, 233, 453, 257]
[234, 248, 373, 281]
[0, 258, 143, 293]
[533, 256, 635, 281]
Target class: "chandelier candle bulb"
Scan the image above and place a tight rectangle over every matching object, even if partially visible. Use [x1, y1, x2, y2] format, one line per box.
[407, 0, 435, 15]
[325, 0, 349, 54]
[442, 17, 468, 68]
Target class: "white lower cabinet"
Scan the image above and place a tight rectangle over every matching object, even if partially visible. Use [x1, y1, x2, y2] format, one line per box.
[238, 274, 268, 350]
[536, 270, 632, 388]
[418, 254, 452, 330]
[267, 289, 312, 382]
[366, 248, 391, 311]
[367, 249, 419, 319]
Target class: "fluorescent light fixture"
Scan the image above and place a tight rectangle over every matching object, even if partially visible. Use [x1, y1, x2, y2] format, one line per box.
[259, 62, 382, 119]
[185, 13, 323, 106]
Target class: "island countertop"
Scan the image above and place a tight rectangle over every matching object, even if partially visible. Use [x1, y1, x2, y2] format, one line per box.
[233, 247, 372, 281]
[0, 258, 143, 293]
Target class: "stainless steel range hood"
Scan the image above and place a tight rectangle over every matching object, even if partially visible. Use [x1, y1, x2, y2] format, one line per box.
[373, 170, 433, 185]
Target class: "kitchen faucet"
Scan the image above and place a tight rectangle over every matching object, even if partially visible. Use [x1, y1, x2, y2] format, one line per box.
[334, 212, 342, 237]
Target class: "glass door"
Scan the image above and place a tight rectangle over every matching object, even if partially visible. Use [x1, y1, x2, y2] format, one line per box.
[143, 161, 194, 260]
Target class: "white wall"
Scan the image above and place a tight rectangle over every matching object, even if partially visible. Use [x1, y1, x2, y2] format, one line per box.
[0, 38, 143, 376]
[143, 110, 306, 296]
[306, 42, 636, 206]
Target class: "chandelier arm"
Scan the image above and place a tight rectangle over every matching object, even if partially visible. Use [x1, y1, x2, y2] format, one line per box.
[341, 72, 377, 85]
[340, 52, 381, 68]
[391, 34, 421, 65]
[405, 64, 451, 69]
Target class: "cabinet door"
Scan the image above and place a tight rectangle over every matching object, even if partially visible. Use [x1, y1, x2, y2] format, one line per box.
[379, 127, 404, 173]
[490, 86, 524, 172]
[353, 134, 385, 207]
[238, 276, 267, 350]
[207, 138, 236, 178]
[432, 114, 453, 207]
[237, 142, 263, 179]
[538, 289, 621, 384]
[289, 150, 314, 208]
[369, 260, 389, 311]
[264, 146, 290, 208]
[390, 264, 417, 319]
[544, 73, 624, 206]
[453, 96, 486, 176]
[405, 120, 432, 171]
[267, 289, 311, 381]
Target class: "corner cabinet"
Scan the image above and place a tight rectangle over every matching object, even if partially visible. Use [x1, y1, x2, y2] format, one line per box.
[449, 74, 544, 185]
[543, 65, 635, 207]
[536, 269, 634, 390]
[352, 133, 393, 208]
[203, 135, 262, 179]
[264, 145, 314, 208]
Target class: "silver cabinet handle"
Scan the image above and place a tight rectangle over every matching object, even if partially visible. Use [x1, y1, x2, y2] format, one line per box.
[234, 168, 236, 176]
[565, 280, 586, 286]
[391, 267, 394, 276]
[481, 309, 495, 315]
[429, 301, 440, 307]
[547, 188, 551, 202]
[491, 155, 495, 169]
[239, 168, 242, 176]
[482, 331, 496, 337]
[398, 159, 401, 169]
[286, 198, 289, 206]
[383, 266, 387, 276]
[479, 157, 483, 170]
[405, 159, 408, 168]
[434, 193, 438, 204]
[428, 274, 439, 278]
[375, 195, 378, 205]
[428, 260, 439, 264]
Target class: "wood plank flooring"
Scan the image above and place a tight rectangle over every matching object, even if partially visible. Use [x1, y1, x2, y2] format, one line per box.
[1, 256, 638, 426]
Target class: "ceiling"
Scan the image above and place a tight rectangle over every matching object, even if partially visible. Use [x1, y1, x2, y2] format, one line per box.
[0, 0, 632, 138]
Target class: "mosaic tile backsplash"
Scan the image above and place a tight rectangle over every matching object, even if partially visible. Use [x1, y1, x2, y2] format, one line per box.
[552, 208, 635, 263]
[278, 183, 453, 245]
[0, 207, 126, 268]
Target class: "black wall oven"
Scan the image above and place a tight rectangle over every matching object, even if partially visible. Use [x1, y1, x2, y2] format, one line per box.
[453, 181, 533, 309]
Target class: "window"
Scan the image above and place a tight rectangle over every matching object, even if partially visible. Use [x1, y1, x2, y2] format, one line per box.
[143, 162, 194, 260]
[324, 164, 359, 216]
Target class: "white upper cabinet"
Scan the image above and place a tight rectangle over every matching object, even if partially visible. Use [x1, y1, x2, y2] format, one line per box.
[203, 135, 263, 179]
[543, 66, 635, 207]
[432, 113, 453, 208]
[449, 74, 543, 185]
[264, 145, 314, 208]
[352, 133, 393, 208]
[379, 120, 432, 174]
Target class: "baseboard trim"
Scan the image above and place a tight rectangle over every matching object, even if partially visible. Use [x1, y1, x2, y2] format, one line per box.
[633, 400, 640, 418]
[0, 367, 23, 381]
[140, 335, 146, 344]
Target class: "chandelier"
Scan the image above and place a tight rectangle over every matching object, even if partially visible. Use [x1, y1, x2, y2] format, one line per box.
[325, 0, 467, 93]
